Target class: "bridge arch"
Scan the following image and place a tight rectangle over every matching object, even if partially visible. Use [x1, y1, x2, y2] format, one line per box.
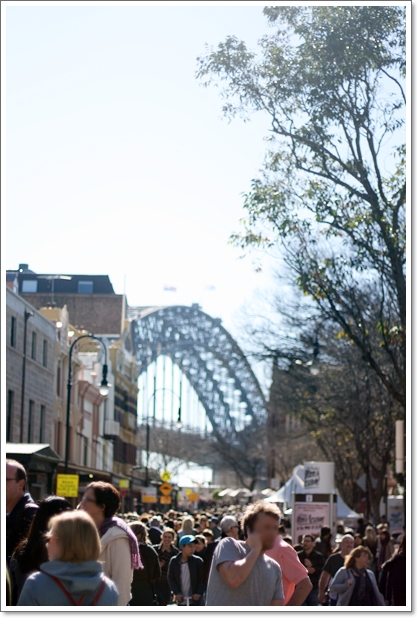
[129, 304, 267, 435]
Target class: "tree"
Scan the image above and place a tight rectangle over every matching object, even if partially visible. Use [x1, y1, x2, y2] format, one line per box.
[239, 288, 400, 518]
[197, 5, 406, 411]
[209, 420, 268, 491]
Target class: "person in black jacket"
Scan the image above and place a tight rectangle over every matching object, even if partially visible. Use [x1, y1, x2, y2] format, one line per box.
[6, 460, 38, 565]
[9, 495, 72, 605]
[379, 534, 406, 606]
[154, 529, 179, 605]
[148, 517, 163, 546]
[168, 535, 205, 606]
[129, 522, 161, 606]
[298, 534, 325, 606]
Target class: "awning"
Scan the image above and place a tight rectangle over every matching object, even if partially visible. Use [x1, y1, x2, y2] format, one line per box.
[6, 443, 61, 462]
[217, 488, 253, 498]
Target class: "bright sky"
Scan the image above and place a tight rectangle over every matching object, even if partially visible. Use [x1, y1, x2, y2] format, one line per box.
[6, 5, 278, 348]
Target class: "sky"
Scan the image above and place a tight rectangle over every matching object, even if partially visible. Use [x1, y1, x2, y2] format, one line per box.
[6, 5, 278, 349]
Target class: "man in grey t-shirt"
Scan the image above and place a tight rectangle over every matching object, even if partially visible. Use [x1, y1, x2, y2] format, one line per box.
[206, 502, 284, 606]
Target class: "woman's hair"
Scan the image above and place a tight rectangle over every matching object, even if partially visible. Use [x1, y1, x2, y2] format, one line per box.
[181, 516, 194, 535]
[194, 534, 206, 544]
[202, 528, 214, 539]
[344, 546, 371, 569]
[364, 526, 376, 543]
[129, 521, 148, 544]
[6, 566, 11, 607]
[379, 529, 391, 546]
[86, 481, 120, 518]
[396, 533, 406, 557]
[162, 527, 176, 542]
[13, 496, 72, 572]
[47, 510, 101, 563]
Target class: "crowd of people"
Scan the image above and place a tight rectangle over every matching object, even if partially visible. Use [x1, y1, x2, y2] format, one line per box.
[6, 458, 406, 607]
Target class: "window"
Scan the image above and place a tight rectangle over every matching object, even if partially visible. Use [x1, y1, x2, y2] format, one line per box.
[56, 363, 61, 397]
[21, 280, 38, 293]
[28, 400, 34, 442]
[10, 317, 16, 348]
[83, 436, 89, 466]
[42, 340, 48, 367]
[39, 405, 45, 442]
[7, 390, 14, 442]
[31, 331, 37, 360]
[78, 281, 93, 294]
[56, 422, 62, 456]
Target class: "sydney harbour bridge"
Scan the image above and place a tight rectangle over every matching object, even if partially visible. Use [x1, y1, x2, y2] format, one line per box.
[128, 304, 269, 487]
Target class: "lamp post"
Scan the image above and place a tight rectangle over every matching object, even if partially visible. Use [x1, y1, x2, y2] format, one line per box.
[20, 309, 34, 442]
[144, 385, 182, 486]
[65, 334, 109, 474]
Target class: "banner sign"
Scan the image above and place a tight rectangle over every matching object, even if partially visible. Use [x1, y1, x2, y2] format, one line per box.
[141, 487, 157, 503]
[56, 474, 79, 498]
[293, 502, 330, 543]
[303, 462, 335, 494]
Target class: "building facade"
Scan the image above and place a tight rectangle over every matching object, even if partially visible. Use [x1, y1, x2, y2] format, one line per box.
[6, 288, 58, 498]
[6, 267, 143, 508]
[6, 288, 56, 445]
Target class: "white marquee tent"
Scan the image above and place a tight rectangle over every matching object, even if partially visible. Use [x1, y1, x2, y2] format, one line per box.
[265, 465, 361, 520]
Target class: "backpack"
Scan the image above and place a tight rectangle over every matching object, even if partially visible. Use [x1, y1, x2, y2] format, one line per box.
[40, 570, 106, 606]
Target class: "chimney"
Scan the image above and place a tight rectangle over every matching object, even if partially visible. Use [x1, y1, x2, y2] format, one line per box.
[18, 263, 29, 272]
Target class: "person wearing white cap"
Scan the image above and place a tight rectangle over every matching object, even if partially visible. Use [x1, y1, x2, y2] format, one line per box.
[220, 517, 240, 541]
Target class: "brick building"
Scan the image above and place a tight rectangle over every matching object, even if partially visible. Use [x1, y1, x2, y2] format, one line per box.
[7, 264, 126, 334]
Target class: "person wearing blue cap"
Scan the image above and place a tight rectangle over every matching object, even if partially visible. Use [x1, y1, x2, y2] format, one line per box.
[167, 535, 205, 605]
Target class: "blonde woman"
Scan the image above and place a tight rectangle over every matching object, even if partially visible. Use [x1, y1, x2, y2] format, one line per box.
[177, 516, 195, 542]
[363, 526, 378, 565]
[330, 546, 385, 606]
[17, 511, 118, 606]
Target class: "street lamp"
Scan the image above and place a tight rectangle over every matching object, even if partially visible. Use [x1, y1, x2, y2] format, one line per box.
[64, 334, 110, 474]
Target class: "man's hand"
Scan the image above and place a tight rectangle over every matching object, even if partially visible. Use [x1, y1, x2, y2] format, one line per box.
[304, 559, 312, 568]
[246, 532, 262, 554]
[318, 592, 327, 604]
[192, 594, 202, 601]
[175, 594, 184, 603]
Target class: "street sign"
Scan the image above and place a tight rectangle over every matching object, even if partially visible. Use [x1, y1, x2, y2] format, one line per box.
[120, 488, 127, 497]
[141, 487, 157, 503]
[159, 482, 173, 496]
[56, 474, 79, 498]
[119, 479, 130, 488]
[188, 492, 199, 501]
[185, 488, 192, 496]
[160, 496, 172, 504]
[160, 470, 171, 482]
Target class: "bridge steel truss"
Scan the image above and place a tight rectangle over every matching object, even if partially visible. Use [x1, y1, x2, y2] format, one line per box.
[130, 305, 267, 436]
